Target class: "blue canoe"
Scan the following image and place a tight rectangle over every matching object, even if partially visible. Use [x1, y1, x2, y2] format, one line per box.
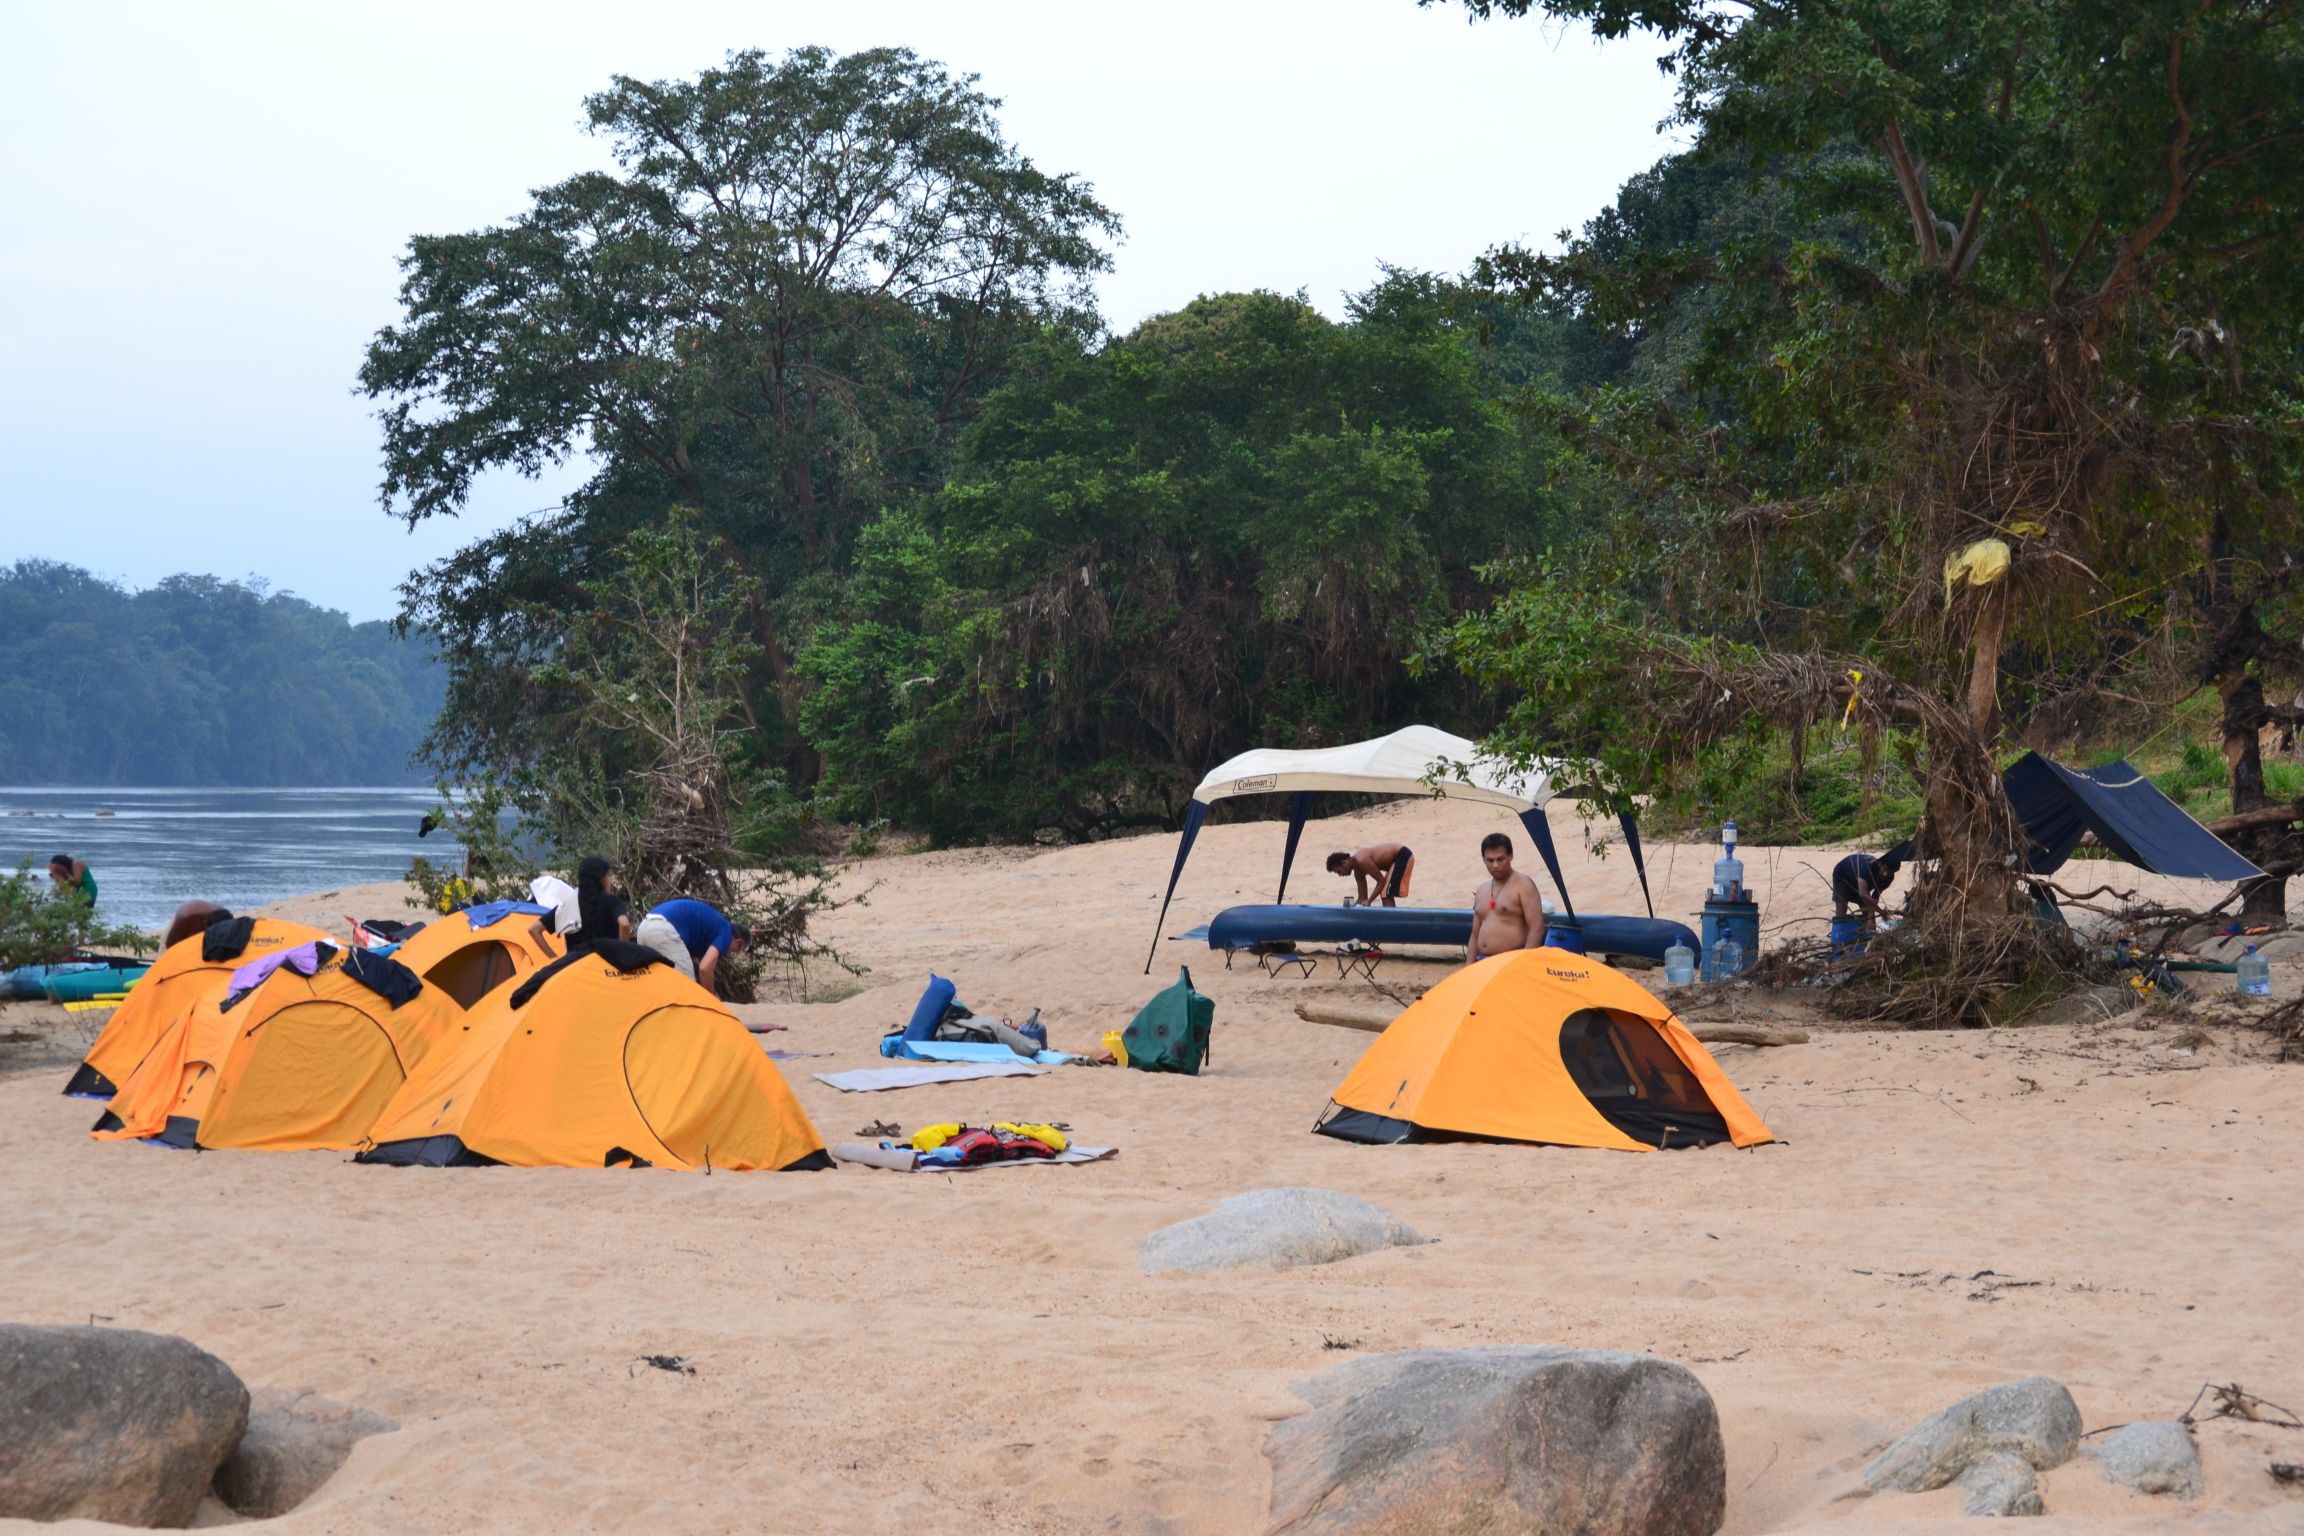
[1204, 904, 1696, 962]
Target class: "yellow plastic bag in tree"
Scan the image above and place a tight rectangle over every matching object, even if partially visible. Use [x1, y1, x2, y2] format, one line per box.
[1943, 537, 2012, 601]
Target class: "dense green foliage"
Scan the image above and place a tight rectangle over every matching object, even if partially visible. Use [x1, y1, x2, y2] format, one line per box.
[366, 46, 1117, 779]
[369, 48, 1598, 842]
[0, 562, 441, 786]
[1433, 0, 2304, 1006]
[800, 277, 1578, 840]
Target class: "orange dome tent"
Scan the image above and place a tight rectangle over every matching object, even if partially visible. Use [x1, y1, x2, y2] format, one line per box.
[65, 918, 330, 1099]
[92, 946, 460, 1151]
[357, 946, 830, 1172]
[385, 905, 561, 1009]
[1316, 950, 1775, 1151]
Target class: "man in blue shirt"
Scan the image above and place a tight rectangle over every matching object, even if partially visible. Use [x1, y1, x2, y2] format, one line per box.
[635, 897, 750, 992]
[1831, 843, 1910, 925]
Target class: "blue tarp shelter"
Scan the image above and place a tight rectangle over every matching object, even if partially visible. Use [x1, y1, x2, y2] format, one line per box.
[2005, 751, 2263, 881]
[1144, 725, 1652, 971]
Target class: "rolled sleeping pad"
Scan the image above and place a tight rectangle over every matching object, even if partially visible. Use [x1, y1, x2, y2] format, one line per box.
[902, 974, 958, 1042]
[41, 966, 151, 1004]
[1203, 905, 1697, 962]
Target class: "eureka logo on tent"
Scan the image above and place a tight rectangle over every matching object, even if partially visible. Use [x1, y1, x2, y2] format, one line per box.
[1545, 965, 1590, 983]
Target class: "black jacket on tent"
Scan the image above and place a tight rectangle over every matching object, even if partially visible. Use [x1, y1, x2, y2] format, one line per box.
[2004, 752, 2262, 881]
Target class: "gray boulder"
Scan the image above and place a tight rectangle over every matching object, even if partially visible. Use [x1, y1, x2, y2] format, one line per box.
[1265, 1346, 1725, 1535]
[214, 1386, 399, 1517]
[0, 1323, 249, 1527]
[2085, 1421, 2203, 1499]
[1138, 1187, 1426, 1274]
[1955, 1449, 2046, 1516]
[1865, 1376, 2081, 1518]
[2252, 934, 2304, 963]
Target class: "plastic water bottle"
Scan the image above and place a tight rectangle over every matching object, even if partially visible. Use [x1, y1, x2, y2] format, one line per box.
[2237, 945, 2271, 998]
[1709, 821, 1743, 901]
[1705, 934, 1744, 983]
[1663, 938, 1695, 987]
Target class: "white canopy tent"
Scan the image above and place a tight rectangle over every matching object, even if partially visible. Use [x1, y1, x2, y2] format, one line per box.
[1190, 724, 1557, 808]
[1147, 725, 1653, 970]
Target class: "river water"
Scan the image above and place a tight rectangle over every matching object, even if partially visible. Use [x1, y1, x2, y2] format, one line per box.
[1, 787, 462, 933]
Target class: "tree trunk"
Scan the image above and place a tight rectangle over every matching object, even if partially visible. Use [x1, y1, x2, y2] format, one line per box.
[2222, 672, 2290, 928]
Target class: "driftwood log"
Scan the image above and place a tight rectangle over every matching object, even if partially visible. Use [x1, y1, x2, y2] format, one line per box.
[1292, 1001, 1809, 1047]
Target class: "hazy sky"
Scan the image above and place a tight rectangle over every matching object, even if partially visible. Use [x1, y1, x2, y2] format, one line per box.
[0, 1, 1677, 622]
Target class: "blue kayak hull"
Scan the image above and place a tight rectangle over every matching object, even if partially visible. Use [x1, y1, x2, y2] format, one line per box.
[1205, 904, 1695, 961]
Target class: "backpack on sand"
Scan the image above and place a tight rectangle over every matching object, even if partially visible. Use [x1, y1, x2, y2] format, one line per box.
[1121, 967, 1214, 1075]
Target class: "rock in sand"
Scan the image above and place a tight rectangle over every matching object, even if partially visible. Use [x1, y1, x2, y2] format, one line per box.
[2084, 1420, 2204, 1498]
[214, 1386, 399, 1517]
[1138, 1187, 1425, 1274]
[1864, 1375, 2082, 1517]
[0, 1323, 249, 1527]
[1264, 1345, 1725, 1535]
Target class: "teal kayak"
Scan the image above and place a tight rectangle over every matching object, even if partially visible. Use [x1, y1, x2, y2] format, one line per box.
[6, 962, 103, 1000]
[41, 966, 150, 1003]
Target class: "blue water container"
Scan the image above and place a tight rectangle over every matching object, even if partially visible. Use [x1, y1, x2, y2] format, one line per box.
[1827, 916, 1867, 956]
[1699, 899, 1759, 977]
[1542, 917, 1585, 954]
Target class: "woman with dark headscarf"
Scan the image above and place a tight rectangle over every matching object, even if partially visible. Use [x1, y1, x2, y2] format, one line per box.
[567, 857, 631, 955]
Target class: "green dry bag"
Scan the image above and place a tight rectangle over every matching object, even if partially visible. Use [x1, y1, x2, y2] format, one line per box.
[1121, 967, 1214, 1075]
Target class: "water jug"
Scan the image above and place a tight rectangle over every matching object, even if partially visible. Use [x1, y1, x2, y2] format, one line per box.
[1704, 934, 1744, 983]
[2237, 945, 2271, 998]
[1711, 853, 1745, 902]
[1018, 1007, 1049, 1051]
[1663, 938, 1696, 987]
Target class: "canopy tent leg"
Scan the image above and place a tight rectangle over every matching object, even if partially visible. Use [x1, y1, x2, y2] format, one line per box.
[1145, 801, 1209, 974]
[1275, 791, 1315, 904]
[1519, 807, 1576, 921]
[1618, 808, 1654, 918]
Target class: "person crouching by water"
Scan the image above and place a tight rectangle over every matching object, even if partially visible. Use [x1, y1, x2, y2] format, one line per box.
[635, 897, 749, 993]
[1326, 843, 1414, 907]
[1467, 833, 1545, 963]
[49, 854, 95, 905]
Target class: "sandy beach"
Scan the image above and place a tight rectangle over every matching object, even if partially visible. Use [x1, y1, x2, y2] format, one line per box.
[5, 797, 2301, 1534]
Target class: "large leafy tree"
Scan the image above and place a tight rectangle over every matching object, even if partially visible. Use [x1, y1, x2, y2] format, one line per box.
[1439, 0, 2304, 1014]
[364, 46, 1117, 769]
[801, 277, 1571, 840]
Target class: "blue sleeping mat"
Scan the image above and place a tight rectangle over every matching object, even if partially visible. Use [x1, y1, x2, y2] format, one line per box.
[1204, 904, 1696, 961]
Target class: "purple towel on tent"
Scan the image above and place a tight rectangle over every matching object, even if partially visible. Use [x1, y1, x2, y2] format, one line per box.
[228, 939, 329, 996]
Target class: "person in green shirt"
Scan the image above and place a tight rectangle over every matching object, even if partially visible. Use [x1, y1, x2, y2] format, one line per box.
[48, 854, 95, 904]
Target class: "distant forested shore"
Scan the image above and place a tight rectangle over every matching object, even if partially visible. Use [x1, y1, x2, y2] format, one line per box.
[0, 561, 441, 786]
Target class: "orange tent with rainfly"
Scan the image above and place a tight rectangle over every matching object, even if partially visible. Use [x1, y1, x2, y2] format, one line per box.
[357, 943, 831, 1172]
[1316, 950, 1775, 1152]
[64, 917, 331, 1099]
[383, 902, 562, 1009]
[92, 945, 460, 1151]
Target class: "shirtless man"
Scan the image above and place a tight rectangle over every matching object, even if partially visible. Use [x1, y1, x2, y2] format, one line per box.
[1326, 843, 1415, 907]
[1466, 832, 1545, 962]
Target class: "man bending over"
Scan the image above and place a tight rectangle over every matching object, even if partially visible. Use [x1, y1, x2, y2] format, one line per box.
[636, 897, 749, 993]
[1467, 833, 1545, 962]
[1326, 843, 1414, 907]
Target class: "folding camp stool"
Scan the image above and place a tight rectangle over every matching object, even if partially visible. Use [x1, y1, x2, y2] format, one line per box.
[1254, 944, 1316, 979]
[1332, 941, 1384, 983]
